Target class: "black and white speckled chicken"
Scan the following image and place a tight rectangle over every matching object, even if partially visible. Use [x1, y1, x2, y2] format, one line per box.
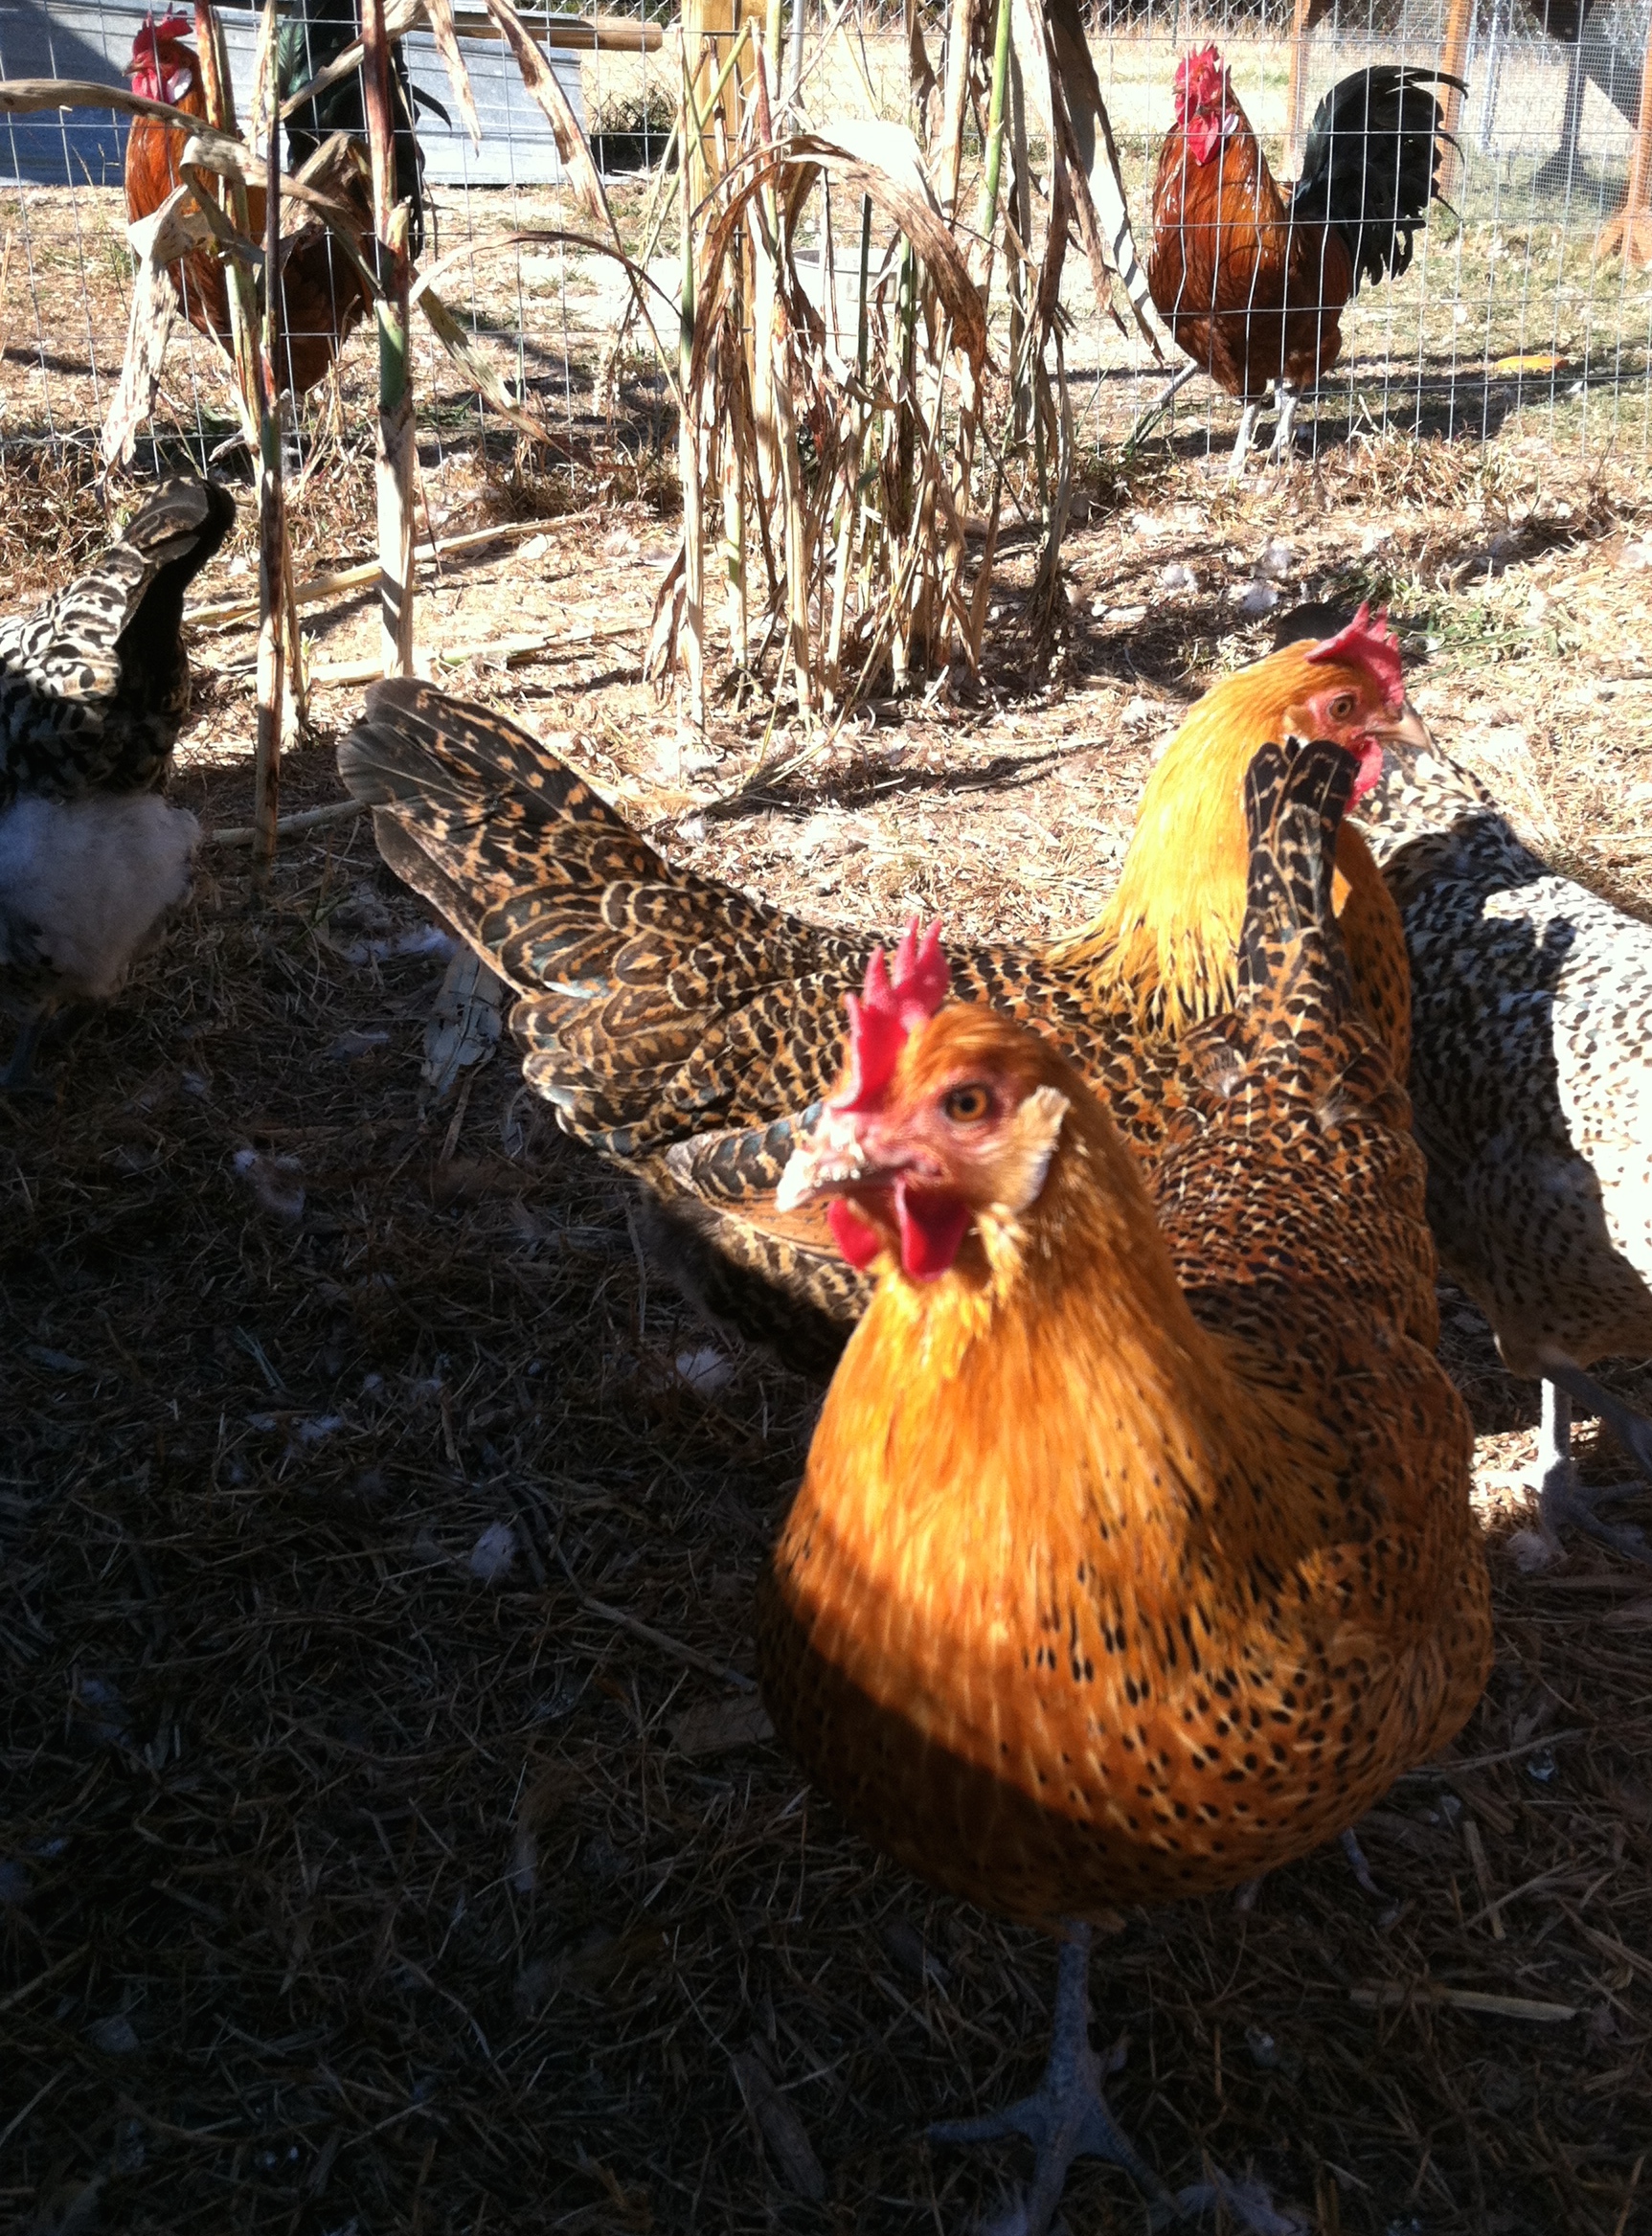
[1279, 604, 1652, 1561]
[0, 477, 234, 1090]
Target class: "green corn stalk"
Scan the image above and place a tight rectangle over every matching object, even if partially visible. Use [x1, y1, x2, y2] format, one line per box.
[974, 0, 1012, 308]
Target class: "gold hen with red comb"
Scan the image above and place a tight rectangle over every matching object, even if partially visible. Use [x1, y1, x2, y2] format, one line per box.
[756, 736, 1490, 2231]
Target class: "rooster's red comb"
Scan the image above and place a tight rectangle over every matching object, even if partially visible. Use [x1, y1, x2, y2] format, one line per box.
[1303, 600, 1405, 711]
[133, 11, 192, 53]
[829, 918, 950, 1115]
[1174, 44, 1228, 103]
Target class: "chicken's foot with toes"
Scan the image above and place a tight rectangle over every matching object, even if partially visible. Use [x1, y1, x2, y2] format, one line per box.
[930, 1925, 1303, 2233]
[1530, 1369, 1652, 1564]
[929, 1923, 1173, 2228]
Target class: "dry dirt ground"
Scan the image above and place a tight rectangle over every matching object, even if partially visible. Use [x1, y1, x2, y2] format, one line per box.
[4, 390, 1652, 2236]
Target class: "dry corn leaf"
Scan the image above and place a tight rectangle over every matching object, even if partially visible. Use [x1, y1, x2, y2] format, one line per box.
[422, 0, 483, 148]
[691, 129, 990, 388]
[102, 188, 198, 465]
[475, 0, 616, 234]
[1036, 0, 1160, 351]
[423, 949, 504, 1095]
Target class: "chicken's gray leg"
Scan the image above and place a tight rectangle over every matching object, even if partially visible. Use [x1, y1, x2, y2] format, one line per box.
[930, 1921, 1173, 2231]
[1537, 1363, 1652, 1560]
[1230, 398, 1267, 479]
[930, 1926, 1301, 2233]
[1265, 381, 1302, 463]
[0, 1008, 48, 1095]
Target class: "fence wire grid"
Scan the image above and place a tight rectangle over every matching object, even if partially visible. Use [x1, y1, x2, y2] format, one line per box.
[0, 0, 1650, 507]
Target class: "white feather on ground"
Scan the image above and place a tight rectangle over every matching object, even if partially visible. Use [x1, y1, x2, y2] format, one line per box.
[0, 792, 199, 1004]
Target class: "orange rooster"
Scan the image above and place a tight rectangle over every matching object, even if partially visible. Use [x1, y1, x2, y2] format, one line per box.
[758, 741, 1490, 2228]
[1145, 49, 1461, 472]
[341, 615, 1430, 1372]
[125, 10, 374, 400]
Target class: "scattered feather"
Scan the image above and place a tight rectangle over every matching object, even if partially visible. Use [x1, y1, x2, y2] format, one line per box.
[1234, 579, 1280, 617]
[1170, 2174, 1308, 2235]
[675, 1344, 735, 1395]
[233, 1148, 306, 1222]
[423, 947, 504, 1094]
[328, 921, 456, 968]
[467, 1519, 518, 1584]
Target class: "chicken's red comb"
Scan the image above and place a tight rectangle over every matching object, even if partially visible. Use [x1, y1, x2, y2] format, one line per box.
[133, 11, 192, 51]
[829, 918, 950, 1115]
[1303, 600, 1405, 711]
[1174, 44, 1228, 102]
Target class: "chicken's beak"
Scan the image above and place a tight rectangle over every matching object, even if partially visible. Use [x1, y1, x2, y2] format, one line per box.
[1371, 700, 1435, 756]
[776, 1113, 868, 1212]
[778, 1109, 921, 1211]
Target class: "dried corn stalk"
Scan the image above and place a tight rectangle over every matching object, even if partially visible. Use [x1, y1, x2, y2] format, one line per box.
[626, 0, 1151, 718]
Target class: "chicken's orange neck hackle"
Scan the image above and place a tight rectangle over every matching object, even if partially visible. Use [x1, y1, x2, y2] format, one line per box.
[1059, 604, 1408, 1041]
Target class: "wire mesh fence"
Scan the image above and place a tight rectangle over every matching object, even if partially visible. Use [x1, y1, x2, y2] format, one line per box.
[3, 0, 1652, 489]
[0, 0, 667, 489]
[0, 0, 1648, 586]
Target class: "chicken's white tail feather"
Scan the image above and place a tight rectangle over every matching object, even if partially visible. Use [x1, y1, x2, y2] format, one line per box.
[0, 792, 199, 1002]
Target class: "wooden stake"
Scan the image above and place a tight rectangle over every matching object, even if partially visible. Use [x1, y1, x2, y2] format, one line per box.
[1284, 0, 1329, 171]
[678, 64, 705, 744]
[1595, 38, 1652, 270]
[192, 0, 260, 446]
[683, 0, 747, 204]
[364, 0, 415, 678]
[253, 89, 285, 872]
[1437, 0, 1474, 197]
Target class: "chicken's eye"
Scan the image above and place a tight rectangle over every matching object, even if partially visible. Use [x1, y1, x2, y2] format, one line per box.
[1326, 692, 1358, 723]
[942, 1084, 993, 1124]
